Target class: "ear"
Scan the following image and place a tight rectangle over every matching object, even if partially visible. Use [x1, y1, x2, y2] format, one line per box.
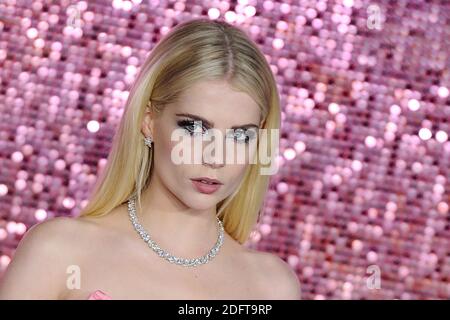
[141, 103, 154, 139]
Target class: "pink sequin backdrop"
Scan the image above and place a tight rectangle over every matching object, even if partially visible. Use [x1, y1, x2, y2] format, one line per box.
[0, 0, 449, 300]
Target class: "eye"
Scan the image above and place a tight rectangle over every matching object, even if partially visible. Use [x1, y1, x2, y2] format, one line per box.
[177, 119, 208, 136]
[229, 128, 257, 144]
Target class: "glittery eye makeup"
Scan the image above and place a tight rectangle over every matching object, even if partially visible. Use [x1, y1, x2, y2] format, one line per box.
[175, 113, 259, 144]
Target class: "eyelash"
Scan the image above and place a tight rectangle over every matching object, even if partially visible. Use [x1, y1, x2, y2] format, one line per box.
[176, 119, 255, 144]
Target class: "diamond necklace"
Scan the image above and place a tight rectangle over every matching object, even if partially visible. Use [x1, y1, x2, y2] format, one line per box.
[127, 195, 225, 267]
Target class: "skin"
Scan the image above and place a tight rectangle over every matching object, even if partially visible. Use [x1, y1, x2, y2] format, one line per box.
[0, 79, 301, 300]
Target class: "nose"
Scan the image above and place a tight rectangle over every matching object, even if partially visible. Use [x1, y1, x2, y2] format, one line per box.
[202, 155, 225, 168]
[202, 143, 225, 169]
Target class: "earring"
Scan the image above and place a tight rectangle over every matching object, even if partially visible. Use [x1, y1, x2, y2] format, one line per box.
[144, 136, 153, 148]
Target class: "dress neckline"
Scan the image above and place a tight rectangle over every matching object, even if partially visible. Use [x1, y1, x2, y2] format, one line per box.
[87, 290, 112, 300]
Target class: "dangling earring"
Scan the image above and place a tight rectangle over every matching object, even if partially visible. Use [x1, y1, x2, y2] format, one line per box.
[144, 136, 153, 149]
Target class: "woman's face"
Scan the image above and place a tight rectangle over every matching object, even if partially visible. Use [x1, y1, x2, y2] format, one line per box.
[141, 79, 263, 211]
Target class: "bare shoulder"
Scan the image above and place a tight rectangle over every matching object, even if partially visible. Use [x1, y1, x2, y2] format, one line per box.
[32, 215, 97, 238]
[8, 215, 96, 258]
[0, 216, 97, 299]
[246, 249, 302, 300]
[23, 215, 101, 252]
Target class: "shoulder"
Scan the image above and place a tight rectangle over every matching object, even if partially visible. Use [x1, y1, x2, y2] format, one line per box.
[21, 216, 99, 252]
[248, 250, 302, 300]
[9, 216, 94, 258]
[0, 216, 97, 299]
[30, 215, 94, 238]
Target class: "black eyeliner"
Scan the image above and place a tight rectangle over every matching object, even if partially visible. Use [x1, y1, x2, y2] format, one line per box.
[176, 118, 256, 143]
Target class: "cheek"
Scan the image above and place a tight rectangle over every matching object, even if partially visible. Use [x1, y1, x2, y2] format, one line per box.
[152, 126, 184, 177]
[153, 135, 172, 164]
[224, 140, 259, 166]
[224, 164, 249, 190]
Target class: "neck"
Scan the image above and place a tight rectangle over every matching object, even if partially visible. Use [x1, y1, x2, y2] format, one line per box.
[135, 172, 220, 258]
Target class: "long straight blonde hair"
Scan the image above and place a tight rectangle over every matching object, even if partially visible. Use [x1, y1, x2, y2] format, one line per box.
[78, 18, 281, 245]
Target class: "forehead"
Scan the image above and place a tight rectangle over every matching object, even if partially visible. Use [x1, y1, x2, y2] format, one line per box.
[171, 80, 261, 127]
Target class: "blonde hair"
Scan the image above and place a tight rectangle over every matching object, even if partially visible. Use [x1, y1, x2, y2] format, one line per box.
[78, 18, 281, 245]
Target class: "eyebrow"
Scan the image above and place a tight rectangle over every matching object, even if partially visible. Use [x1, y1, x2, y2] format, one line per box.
[175, 113, 260, 129]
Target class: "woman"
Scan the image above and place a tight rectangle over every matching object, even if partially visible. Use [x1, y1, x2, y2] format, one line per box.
[0, 18, 301, 300]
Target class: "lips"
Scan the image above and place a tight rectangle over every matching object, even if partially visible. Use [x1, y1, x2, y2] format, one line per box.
[191, 177, 223, 185]
[190, 178, 223, 194]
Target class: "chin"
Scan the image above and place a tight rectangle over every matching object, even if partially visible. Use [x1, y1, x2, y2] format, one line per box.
[191, 197, 219, 209]
[185, 195, 220, 211]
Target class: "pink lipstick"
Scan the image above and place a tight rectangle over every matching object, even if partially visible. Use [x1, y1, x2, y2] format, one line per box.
[190, 177, 223, 194]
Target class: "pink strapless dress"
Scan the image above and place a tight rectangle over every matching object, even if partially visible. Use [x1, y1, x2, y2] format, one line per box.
[87, 290, 112, 300]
